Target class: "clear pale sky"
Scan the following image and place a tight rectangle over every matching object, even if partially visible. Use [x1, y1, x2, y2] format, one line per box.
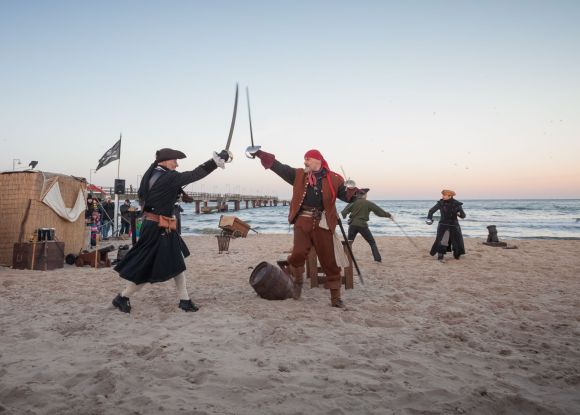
[1, 1, 579, 199]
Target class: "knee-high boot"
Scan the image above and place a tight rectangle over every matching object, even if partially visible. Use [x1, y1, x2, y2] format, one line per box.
[330, 288, 345, 308]
[288, 264, 304, 300]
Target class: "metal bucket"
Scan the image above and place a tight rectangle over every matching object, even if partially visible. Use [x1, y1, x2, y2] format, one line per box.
[249, 261, 294, 300]
[216, 234, 231, 253]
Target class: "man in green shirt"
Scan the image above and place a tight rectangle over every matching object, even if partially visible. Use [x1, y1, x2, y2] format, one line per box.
[341, 188, 392, 262]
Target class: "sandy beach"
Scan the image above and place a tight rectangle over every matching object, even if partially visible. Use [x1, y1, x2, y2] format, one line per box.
[1, 235, 579, 415]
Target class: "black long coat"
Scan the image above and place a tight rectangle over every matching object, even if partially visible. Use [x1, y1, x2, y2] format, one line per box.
[427, 199, 466, 257]
[114, 159, 217, 284]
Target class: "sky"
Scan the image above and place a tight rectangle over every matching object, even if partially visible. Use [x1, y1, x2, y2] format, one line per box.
[1, 0, 579, 199]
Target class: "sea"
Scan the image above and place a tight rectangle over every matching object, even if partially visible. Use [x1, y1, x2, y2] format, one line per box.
[176, 199, 580, 240]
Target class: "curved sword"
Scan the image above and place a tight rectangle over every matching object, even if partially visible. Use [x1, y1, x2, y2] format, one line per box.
[246, 86, 255, 147]
[224, 83, 239, 160]
[244, 86, 261, 158]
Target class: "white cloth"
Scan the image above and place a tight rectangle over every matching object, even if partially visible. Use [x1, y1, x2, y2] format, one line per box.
[319, 211, 329, 230]
[333, 232, 351, 268]
[320, 212, 349, 268]
[41, 180, 86, 222]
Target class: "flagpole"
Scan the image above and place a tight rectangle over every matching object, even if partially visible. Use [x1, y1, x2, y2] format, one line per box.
[114, 132, 122, 238]
[117, 132, 122, 179]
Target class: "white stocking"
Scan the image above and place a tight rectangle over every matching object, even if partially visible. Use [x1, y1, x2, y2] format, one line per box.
[121, 282, 146, 298]
[174, 273, 190, 301]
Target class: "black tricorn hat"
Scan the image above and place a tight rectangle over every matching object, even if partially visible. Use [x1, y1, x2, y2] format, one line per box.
[156, 148, 187, 162]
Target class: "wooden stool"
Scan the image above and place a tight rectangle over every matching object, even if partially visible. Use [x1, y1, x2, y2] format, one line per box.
[306, 241, 354, 289]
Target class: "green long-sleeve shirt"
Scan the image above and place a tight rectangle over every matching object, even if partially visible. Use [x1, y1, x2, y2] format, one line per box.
[341, 199, 391, 228]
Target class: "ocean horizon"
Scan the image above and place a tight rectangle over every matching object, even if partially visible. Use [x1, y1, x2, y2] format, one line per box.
[168, 198, 580, 240]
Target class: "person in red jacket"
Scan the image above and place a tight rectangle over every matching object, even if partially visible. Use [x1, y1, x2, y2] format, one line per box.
[250, 148, 357, 308]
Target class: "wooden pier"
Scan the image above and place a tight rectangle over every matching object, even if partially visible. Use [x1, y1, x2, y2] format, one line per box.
[94, 187, 288, 214]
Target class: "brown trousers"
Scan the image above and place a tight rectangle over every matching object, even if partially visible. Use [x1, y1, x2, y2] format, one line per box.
[287, 215, 341, 290]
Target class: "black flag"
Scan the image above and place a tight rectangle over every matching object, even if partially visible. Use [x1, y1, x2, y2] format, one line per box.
[96, 137, 121, 171]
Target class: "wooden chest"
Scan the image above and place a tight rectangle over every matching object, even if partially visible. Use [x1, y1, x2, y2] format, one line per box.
[12, 241, 65, 271]
[218, 215, 251, 238]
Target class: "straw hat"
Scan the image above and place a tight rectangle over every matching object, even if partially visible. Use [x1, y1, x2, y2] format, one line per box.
[441, 189, 456, 197]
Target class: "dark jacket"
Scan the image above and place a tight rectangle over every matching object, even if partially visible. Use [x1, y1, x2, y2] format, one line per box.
[341, 199, 391, 228]
[101, 200, 115, 222]
[427, 199, 466, 257]
[114, 159, 217, 284]
[120, 202, 131, 220]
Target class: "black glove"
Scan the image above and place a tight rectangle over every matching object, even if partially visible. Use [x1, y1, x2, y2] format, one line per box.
[218, 150, 230, 162]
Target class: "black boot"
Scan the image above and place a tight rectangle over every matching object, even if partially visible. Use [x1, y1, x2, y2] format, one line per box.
[437, 253, 445, 263]
[178, 299, 199, 312]
[112, 294, 131, 313]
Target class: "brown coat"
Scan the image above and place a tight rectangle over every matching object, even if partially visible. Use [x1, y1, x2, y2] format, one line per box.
[288, 169, 344, 232]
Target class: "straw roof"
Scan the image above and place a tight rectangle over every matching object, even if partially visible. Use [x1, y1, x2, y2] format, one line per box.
[0, 171, 87, 267]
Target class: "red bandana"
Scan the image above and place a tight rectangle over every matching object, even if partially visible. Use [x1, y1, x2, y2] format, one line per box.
[304, 149, 336, 201]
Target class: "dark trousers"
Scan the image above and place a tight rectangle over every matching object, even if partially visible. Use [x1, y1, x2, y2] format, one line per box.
[288, 215, 341, 289]
[348, 225, 381, 262]
[120, 218, 131, 235]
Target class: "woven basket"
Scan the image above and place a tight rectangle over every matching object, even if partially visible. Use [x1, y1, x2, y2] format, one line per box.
[0, 171, 87, 267]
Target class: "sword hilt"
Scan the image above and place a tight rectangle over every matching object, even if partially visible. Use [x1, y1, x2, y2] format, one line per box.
[245, 145, 261, 159]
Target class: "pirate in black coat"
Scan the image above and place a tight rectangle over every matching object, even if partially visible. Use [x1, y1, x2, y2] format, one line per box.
[112, 147, 230, 313]
[426, 189, 466, 262]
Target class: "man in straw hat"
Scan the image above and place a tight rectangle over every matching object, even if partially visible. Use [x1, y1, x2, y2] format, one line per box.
[341, 188, 392, 262]
[112, 147, 231, 314]
[250, 148, 359, 308]
[425, 189, 466, 262]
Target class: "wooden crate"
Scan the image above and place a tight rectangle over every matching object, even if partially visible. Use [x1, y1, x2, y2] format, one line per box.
[218, 215, 251, 238]
[12, 241, 65, 271]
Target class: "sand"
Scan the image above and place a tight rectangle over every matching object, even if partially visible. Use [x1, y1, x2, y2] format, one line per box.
[1, 235, 579, 415]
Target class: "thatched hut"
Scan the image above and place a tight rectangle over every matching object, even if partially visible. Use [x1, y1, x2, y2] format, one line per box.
[0, 171, 87, 267]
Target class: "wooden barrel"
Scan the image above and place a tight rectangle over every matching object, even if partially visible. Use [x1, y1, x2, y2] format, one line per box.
[249, 261, 294, 300]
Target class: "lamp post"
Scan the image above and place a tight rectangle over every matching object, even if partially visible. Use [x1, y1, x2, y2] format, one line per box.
[12, 159, 21, 171]
[89, 168, 97, 185]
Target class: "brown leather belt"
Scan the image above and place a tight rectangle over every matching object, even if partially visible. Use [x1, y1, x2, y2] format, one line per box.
[299, 207, 322, 219]
[143, 211, 160, 222]
[143, 211, 177, 231]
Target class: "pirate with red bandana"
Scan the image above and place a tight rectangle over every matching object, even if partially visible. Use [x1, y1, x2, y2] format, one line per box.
[250, 148, 358, 308]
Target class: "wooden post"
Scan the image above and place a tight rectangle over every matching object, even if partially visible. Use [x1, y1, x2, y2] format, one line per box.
[342, 241, 354, 289]
[30, 241, 37, 271]
[94, 234, 99, 268]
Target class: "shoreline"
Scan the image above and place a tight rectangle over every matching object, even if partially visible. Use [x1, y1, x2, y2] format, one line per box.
[180, 231, 580, 241]
[1, 235, 579, 414]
